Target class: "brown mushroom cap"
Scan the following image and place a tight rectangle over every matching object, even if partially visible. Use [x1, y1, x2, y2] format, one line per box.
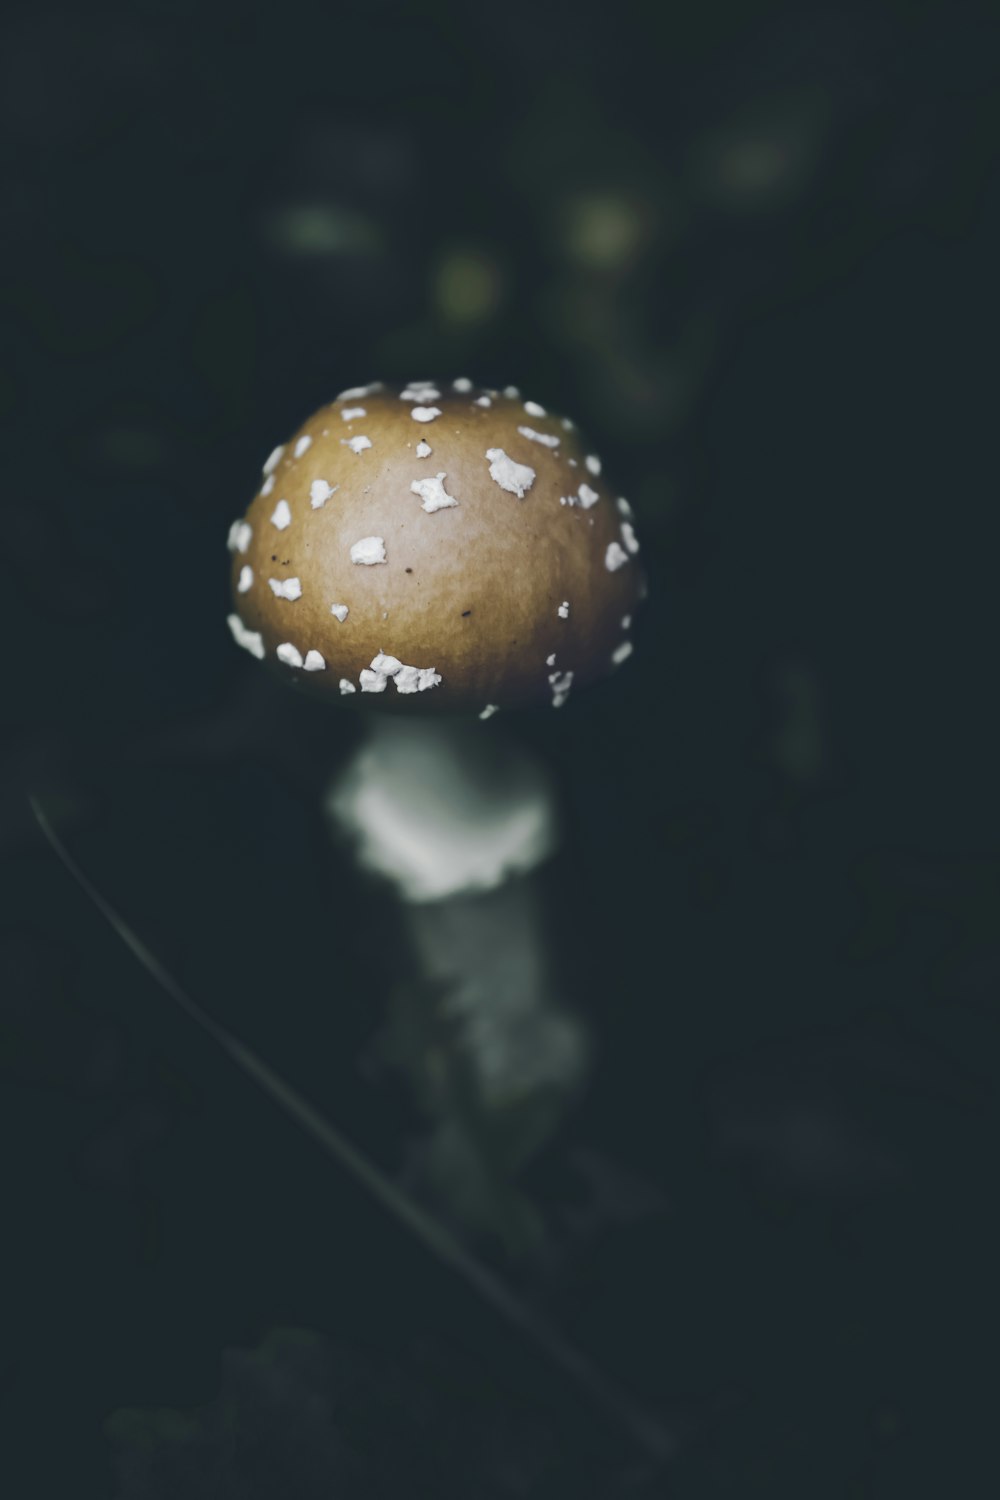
[226, 379, 645, 712]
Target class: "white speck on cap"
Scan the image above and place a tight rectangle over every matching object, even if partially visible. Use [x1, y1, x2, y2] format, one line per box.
[342, 434, 372, 454]
[612, 640, 633, 665]
[337, 383, 378, 401]
[341, 407, 366, 422]
[415, 440, 432, 457]
[227, 613, 265, 659]
[361, 651, 441, 695]
[401, 386, 441, 402]
[479, 703, 499, 719]
[293, 434, 312, 458]
[351, 535, 386, 565]
[557, 601, 569, 618]
[549, 668, 574, 708]
[567, 458, 578, 467]
[261, 475, 275, 496]
[411, 406, 442, 422]
[616, 496, 633, 517]
[268, 576, 302, 600]
[237, 565, 253, 593]
[546, 652, 556, 666]
[263, 444, 284, 475]
[503, 385, 520, 398]
[523, 400, 546, 417]
[410, 472, 458, 513]
[474, 395, 492, 408]
[620, 520, 640, 554]
[585, 454, 601, 475]
[577, 483, 600, 509]
[452, 377, 473, 392]
[562, 417, 574, 430]
[304, 649, 326, 671]
[485, 448, 536, 497]
[276, 642, 304, 668]
[330, 603, 349, 622]
[517, 425, 560, 448]
[339, 678, 357, 694]
[621, 614, 632, 629]
[227, 520, 252, 552]
[605, 541, 628, 571]
[394, 664, 442, 694]
[271, 499, 292, 530]
[310, 479, 338, 508]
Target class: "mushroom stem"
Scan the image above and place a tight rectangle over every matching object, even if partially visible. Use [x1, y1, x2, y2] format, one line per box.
[325, 715, 559, 901]
[325, 716, 591, 1246]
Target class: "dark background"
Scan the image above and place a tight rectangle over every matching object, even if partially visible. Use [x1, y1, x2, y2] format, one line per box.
[2, 0, 998, 1495]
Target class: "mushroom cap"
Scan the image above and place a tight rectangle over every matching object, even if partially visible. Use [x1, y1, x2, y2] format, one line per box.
[226, 380, 645, 712]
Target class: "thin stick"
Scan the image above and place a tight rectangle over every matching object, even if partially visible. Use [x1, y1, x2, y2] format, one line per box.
[28, 795, 673, 1468]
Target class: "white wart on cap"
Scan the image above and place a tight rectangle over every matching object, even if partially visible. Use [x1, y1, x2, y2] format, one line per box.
[227, 381, 644, 709]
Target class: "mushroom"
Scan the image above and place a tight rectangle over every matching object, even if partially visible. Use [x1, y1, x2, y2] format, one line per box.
[225, 380, 645, 1241]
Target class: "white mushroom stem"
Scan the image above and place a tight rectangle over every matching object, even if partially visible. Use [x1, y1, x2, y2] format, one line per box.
[325, 717, 557, 901]
[324, 716, 590, 1241]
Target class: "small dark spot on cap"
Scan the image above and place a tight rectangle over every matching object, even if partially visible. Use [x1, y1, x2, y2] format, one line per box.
[405, 567, 413, 574]
[461, 610, 471, 617]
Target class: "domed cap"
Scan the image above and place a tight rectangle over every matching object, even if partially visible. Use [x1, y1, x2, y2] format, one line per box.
[226, 379, 644, 712]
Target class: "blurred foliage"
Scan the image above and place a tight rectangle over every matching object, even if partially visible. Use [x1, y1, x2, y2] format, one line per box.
[106, 1326, 625, 1500]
